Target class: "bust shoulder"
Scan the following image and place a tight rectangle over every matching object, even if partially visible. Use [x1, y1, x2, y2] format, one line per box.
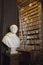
[6, 32, 12, 36]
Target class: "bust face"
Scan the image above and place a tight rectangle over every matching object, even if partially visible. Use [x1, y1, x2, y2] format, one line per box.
[10, 25, 18, 34]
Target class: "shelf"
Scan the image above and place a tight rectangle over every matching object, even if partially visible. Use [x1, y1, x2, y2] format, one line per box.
[26, 44, 40, 46]
[17, 48, 40, 53]
[19, 2, 40, 14]
[18, 0, 42, 50]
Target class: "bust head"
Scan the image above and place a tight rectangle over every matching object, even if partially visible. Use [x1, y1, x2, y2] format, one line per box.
[10, 24, 18, 34]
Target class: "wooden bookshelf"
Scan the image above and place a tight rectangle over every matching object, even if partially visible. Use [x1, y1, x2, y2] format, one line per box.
[18, 0, 42, 51]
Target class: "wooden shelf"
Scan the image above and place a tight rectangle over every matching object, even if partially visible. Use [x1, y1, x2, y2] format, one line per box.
[18, 0, 42, 51]
[17, 48, 40, 53]
[26, 44, 40, 46]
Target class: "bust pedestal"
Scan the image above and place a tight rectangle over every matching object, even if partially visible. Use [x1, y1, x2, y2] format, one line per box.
[5, 53, 20, 65]
[2, 43, 20, 65]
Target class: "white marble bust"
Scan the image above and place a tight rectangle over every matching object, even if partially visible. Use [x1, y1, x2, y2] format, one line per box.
[2, 24, 20, 54]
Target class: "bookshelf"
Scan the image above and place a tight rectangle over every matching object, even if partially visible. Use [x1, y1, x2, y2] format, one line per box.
[18, 0, 42, 51]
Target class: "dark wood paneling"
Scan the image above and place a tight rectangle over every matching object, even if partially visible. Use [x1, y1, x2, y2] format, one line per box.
[0, 0, 18, 65]
[2, 0, 17, 36]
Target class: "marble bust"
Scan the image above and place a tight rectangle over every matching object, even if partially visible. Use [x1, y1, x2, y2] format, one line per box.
[2, 24, 20, 54]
